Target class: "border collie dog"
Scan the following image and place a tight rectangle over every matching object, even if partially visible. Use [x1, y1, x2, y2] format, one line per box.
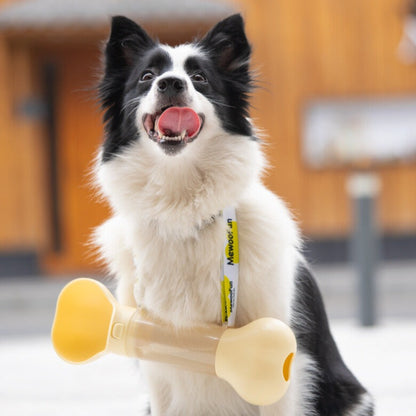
[95, 14, 374, 416]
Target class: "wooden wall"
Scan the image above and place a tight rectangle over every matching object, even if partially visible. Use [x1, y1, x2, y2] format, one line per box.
[236, 0, 416, 237]
[37, 46, 109, 272]
[0, 40, 51, 251]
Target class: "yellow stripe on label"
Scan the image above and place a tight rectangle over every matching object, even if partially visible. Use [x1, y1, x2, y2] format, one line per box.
[221, 275, 231, 323]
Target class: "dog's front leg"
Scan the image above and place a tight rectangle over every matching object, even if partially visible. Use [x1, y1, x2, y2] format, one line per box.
[140, 362, 175, 416]
[94, 216, 138, 307]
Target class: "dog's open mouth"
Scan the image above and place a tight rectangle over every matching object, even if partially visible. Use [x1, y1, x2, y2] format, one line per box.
[143, 106, 204, 154]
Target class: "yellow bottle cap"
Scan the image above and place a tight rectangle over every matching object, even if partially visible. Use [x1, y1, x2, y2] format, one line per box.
[51, 278, 114, 363]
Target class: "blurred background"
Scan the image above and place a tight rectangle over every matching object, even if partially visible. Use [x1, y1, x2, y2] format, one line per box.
[0, 0, 415, 415]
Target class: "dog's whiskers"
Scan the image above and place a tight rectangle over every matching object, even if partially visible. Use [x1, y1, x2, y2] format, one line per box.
[206, 98, 236, 109]
[123, 97, 142, 117]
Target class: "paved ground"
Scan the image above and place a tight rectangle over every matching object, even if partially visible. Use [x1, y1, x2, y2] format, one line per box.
[0, 260, 415, 415]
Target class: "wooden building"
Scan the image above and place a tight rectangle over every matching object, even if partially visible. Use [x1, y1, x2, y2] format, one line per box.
[0, 0, 414, 276]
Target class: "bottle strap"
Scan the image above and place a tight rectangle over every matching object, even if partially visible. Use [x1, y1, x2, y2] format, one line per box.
[221, 207, 239, 327]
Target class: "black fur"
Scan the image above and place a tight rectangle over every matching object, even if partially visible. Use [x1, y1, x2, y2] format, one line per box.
[99, 14, 254, 161]
[197, 14, 253, 137]
[99, 16, 159, 161]
[292, 264, 374, 415]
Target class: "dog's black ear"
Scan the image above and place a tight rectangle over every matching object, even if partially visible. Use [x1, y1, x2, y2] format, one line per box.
[99, 17, 155, 158]
[105, 16, 155, 69]
[200, 14, 251, 72]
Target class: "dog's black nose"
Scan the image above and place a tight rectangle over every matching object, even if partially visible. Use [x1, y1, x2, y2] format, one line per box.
[157, 77, 186, 95]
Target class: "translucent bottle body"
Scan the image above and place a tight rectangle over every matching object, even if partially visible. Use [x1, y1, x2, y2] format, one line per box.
[123, 309, 226, 374]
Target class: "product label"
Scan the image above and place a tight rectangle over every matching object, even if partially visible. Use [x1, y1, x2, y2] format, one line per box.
[221, 207, 239, 327]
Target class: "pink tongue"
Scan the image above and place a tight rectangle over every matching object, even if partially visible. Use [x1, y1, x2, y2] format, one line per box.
[157, 107, 200, 138]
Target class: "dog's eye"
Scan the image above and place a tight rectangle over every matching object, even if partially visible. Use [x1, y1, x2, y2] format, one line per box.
[140, 71, 155, 82]
[190, 72, 207, 83]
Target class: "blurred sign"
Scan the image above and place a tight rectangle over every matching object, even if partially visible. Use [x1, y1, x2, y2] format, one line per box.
[303, 98, 416, 168]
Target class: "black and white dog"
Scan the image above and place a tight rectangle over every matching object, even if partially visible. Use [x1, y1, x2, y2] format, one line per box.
[95, 14, 374, 416]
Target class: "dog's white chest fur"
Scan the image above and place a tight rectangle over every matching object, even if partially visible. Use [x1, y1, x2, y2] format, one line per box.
[131, 216, 225, 325]
[96, 138, 299, 328]
[133, 189, 298, 327]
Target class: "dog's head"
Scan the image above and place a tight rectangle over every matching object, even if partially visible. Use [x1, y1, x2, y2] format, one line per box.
[99, 14, 253, 160]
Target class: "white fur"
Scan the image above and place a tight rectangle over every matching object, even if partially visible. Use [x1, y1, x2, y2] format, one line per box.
[95, 44, 313, 415]
[346, 393, 375, 416]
